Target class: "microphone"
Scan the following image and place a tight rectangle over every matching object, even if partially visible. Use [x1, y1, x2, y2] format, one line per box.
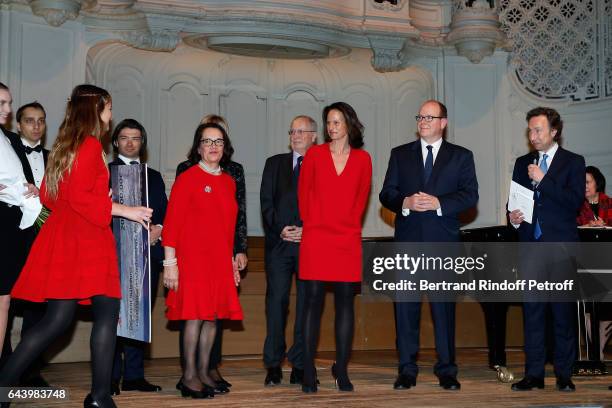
[531, 154, 538, 189]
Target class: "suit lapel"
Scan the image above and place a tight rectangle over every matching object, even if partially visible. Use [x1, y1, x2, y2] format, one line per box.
[545, 146, 566, 179]
[280, 152, 294, 192]
[408, 141, 424, 190]
[6, 131, 35, 184]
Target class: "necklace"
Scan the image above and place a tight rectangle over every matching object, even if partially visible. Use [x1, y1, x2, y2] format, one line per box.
[198, 160, 221, 175]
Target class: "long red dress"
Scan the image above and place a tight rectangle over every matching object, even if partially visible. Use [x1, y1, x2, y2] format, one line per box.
[163, 165, 243, 321]
[298, 143, 372, 282]
[11, 136, 120, 304]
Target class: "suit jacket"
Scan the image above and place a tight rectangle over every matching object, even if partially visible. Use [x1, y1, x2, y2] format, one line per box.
[110, 158, 168, 262]
[176, 160, 247, 255]
[512, 147, 584, 242]
[260, 152, 300, 256]
[379, 139, 479, 242]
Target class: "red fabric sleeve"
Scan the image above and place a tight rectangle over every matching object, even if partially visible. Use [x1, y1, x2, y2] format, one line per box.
[354, 151, 372, 221]
[162, 172, 191, 248]
[67, 138, 112, 227]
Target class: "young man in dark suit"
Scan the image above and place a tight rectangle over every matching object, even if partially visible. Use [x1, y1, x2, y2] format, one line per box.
[379, 100, 479, 391]
[0, 92, 45, 384]
[1, 102, 51, 386]
[109, 118, 167, 394]
[508, 107, 584, 392]
[260, 115, 317, 386]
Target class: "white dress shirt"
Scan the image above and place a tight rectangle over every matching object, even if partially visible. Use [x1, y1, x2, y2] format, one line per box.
[402, 137, 444, 217]
[0, 128, 42, 229]
[22, 138, 45, 188]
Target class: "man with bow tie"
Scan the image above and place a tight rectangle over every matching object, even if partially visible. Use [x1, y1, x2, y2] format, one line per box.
[0, 100, 49, 387]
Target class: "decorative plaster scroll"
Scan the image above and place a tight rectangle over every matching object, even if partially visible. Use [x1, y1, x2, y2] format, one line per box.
[120, 29, 179, 52]
[29, 0, 82, 27]
[371, 0, 407, 12]
[499, 0, 609, 101]
[367, 35, 405, 72]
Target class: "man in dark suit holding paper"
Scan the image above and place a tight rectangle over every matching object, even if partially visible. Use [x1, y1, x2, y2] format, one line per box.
[261, 115, 317, 386]
[508, 107, 584, 392]
[380, 100, 478, 391]
[109, 118, 167, 394]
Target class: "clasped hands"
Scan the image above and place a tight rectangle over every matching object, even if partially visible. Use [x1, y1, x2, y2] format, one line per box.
[403, 192, 440, 212]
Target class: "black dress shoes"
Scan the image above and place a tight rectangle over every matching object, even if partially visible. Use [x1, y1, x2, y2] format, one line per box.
[83, 394, 117, 408]
[556, 377, 575, 392]
[210, 368, 232, 388]
[290, 367, 304, 384]
[511, 376, 544, 391]
[393, 374, 417, 390]
[301, 382, 318, 393]
[439, 375, 461, 390]
[264, 366, 282, 386]
[179, 382, 214, 399]
[122, 378, 162, 392]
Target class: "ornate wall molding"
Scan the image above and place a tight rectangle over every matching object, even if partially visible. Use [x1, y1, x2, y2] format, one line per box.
[500, 0, 612, 102]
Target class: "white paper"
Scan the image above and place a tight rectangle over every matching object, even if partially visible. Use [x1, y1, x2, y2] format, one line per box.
[508, 180, 534, 224]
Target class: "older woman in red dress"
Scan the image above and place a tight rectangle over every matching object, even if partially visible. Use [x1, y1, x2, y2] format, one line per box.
[577, 166, 612, 226]
[298, 102, 372, 393]
[162, 123, 242, 399]
[0, 84, 152, 408]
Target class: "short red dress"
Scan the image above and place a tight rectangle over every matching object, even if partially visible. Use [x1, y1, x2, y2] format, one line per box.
[11, 136, 120, 304]
[298, 143, 372, 282]
[163, 165, 243, 321]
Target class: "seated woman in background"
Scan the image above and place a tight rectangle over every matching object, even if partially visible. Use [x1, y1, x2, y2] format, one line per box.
[163, 123, 242, 399]
[577, 165, 611, 227]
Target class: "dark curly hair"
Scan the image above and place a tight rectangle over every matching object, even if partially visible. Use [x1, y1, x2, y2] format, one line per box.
[526, 107, 563, 141]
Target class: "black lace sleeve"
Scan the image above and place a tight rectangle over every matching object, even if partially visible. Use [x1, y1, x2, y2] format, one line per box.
[225, 161, 248, 254]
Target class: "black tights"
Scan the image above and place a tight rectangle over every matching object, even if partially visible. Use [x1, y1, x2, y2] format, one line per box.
[302, 280, 357, 386]
[182, 320, 217, 390]
[0, 296, 119, 406]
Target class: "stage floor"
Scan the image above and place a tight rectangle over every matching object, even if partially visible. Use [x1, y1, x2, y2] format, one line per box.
[28, 349, 612, 407]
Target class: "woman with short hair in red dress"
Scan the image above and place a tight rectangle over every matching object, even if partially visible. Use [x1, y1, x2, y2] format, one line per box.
[162, 123, 242, 399]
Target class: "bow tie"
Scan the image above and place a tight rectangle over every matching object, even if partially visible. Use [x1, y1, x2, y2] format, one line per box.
[24, 145, 43, 155]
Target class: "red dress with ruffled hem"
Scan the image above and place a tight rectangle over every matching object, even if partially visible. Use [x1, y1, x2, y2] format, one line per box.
[163, 166, 243, 321]
[11, 137, 119, 305]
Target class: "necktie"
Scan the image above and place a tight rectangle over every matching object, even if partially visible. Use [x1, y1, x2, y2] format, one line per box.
[129, 160, 139, 165]
[293, 156, 303, 187]
[533, 153, 549, 240]
[423, 145, 433, 184]
[24, 145, 42, 155]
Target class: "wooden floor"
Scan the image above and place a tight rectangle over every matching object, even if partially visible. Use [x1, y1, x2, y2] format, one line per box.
[25, 349, 612, 407]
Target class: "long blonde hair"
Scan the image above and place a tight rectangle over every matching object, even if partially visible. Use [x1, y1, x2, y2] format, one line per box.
[45, 84, 111, 199]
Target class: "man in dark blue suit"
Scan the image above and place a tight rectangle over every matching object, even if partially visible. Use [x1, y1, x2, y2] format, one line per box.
[380, 100, 478, 391]
[508, 107, 584, 392]
[109, 118, 167, 395]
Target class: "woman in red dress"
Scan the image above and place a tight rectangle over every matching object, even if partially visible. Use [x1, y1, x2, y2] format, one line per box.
[0, 84, 152, 408]
[162, 123, 242, 399]
[298, 102, 372, 393]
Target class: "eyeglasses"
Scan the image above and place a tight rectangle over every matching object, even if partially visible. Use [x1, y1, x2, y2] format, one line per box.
[200, 138, 225, 147]
[288, 129, 316, 136]
[415, 115, 445, 122]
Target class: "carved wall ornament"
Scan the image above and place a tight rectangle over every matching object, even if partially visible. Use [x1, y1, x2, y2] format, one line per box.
[499, 0, 612, 101]
[371, 0, 407, 11]
[29, 0, 83, 26]
[447, 0, 507, 63]
[368, 35, 406, 72]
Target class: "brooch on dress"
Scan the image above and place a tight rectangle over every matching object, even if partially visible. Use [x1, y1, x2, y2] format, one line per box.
[204, 185, 212, 193]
